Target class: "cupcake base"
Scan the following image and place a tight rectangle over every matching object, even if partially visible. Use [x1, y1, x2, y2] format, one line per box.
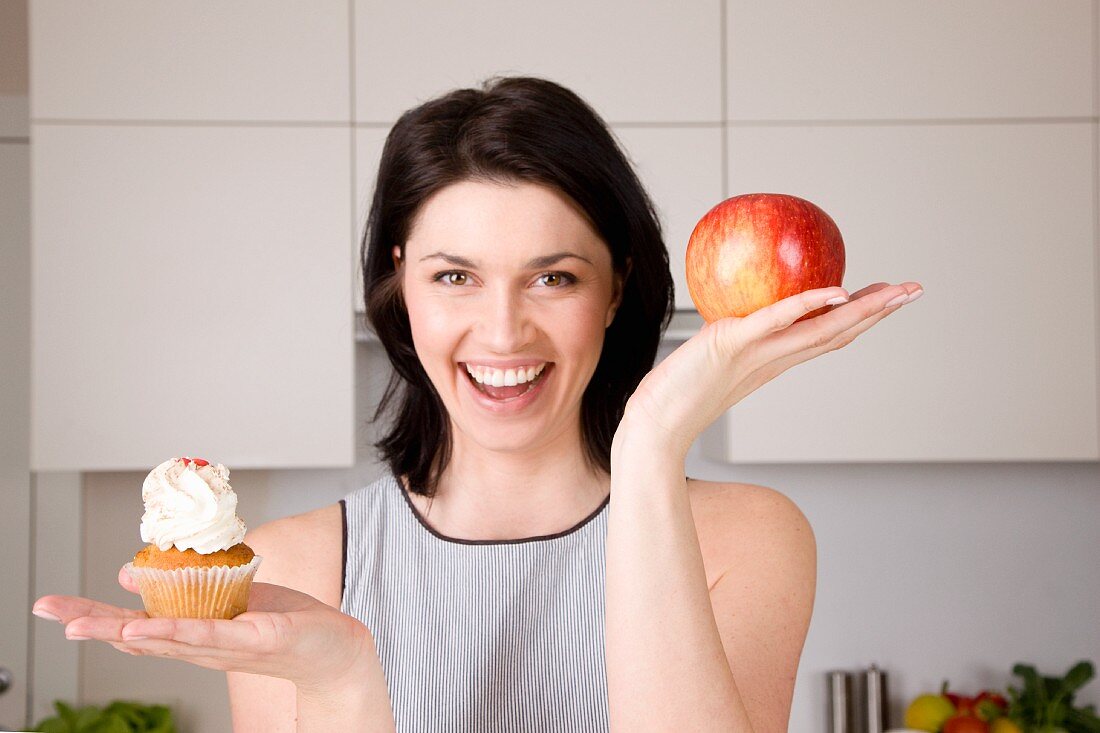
[125, 556, 262, 619]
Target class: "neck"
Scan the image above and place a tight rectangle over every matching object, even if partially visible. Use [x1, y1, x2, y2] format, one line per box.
[404, 419, 610, 542]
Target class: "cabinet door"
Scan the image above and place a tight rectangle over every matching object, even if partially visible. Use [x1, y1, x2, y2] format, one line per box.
[706, 122, 1097, 463]
[30, 0, 349, 122]
[354, 0, 722, 124]
[726, 0, 1093, 120]
[612, 127, 725, 312]
[31, 125, 355, 470]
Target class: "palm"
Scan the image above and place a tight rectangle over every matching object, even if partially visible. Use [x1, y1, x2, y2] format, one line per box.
[33, 566, 369, 686]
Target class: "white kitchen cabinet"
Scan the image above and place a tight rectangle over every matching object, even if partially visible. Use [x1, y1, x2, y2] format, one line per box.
[31, 124, 355, 470]
[612, 126, 725, 312]
[30, 0, 350, 122]
[708, 121, 1097, 463]
[727, 0, 1093, 121]
[354, 0, 722, 124]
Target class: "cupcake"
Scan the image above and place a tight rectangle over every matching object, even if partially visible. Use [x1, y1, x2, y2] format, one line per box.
[124, 456, 261, 619]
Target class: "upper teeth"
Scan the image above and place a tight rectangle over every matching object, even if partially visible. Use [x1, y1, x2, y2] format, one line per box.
[465, 362, 547, 387]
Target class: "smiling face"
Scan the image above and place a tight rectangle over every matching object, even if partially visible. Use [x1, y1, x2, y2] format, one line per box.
[394, 178, 626, 455]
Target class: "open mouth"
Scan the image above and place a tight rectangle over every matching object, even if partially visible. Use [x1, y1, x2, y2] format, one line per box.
[461, 363, 554, 402]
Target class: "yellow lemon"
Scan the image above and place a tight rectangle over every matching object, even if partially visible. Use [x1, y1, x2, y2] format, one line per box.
[905, 694, 957, 732]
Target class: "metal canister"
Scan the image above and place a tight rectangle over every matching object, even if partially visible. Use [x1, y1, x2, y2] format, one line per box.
[863, 664, 889, 733]
[827, 670, 854, 733]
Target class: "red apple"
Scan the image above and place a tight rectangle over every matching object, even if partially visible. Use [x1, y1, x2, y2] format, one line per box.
[685, 193, 846, 324]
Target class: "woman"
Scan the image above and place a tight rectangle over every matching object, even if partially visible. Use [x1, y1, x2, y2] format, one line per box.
[34, 76, 922, 732]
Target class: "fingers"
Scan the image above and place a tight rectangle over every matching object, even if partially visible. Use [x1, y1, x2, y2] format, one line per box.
[845, 282, 893, 301]
[62, 612, 276, 653]
[65, 613, 148, 643]
[109, 639, 236, 671]
[33, 595, 146, 626]
[58, 609, 288, 674]
[740, 286, 853, 337]
[119, 614, 280, 653]
[753, 281, 922, 368]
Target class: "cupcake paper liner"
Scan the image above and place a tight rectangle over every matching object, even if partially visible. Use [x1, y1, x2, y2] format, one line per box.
[124, 555, 262, 619]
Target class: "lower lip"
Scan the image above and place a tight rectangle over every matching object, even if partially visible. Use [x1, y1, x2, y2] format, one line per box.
[459, 363, 554, 415]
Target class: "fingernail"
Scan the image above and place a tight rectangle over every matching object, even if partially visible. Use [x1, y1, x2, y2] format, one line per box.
[904, 288, 923, 303]
[885, 293, 908, 308]
[123, 635, 147, 641]
[825, 296, 849, 306]
[65, 632, 90, 640]
[33, 609, 60, 622]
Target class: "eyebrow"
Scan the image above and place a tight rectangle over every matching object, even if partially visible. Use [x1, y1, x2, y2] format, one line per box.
[418, 251, 594, 269]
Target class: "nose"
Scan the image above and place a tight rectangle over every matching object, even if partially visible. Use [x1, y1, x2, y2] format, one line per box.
[477, 286, 536, 353]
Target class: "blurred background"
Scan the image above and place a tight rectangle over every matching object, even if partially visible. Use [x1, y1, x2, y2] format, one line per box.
[1, 1, 1098, 731]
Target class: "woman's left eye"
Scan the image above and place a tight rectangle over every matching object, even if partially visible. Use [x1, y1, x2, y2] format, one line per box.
[536, 271, 577, 287]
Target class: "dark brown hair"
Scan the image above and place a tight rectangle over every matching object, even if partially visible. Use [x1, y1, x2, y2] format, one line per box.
[361, 75, 674, 498]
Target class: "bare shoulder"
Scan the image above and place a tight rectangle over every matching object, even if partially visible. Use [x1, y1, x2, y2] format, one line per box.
[686, 478, 816, 588]
[688, 478, 813, 539]
[244, 503, 344, 608]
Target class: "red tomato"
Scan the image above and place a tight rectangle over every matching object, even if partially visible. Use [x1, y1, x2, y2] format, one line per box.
[943, 714, 990, 733]
[945, 694, 977, 716]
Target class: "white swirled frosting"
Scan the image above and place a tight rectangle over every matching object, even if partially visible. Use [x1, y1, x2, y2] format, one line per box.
[139, 457, 246, 553]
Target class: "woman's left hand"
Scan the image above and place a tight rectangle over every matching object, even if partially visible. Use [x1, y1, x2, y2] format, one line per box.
[616, 280, 923, 458]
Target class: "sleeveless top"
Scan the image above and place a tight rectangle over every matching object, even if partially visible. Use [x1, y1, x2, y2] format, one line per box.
[339, 468, 612, 732]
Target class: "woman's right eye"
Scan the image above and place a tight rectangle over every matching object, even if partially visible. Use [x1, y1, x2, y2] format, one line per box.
[432, 271, 468, 286]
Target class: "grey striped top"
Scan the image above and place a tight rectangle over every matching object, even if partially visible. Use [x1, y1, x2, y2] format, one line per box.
[339, 468, 612, 732]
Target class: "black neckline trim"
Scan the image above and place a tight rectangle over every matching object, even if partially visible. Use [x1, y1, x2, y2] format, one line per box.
[394, 474, 610, 546]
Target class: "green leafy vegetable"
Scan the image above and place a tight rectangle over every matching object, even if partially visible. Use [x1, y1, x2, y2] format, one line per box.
[1005, 661, 1100, 733]
[33, 700, 176, 733]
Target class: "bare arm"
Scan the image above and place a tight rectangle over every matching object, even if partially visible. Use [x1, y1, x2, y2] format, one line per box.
[605, 423, 815, 732]
[605, 430, 753, 731]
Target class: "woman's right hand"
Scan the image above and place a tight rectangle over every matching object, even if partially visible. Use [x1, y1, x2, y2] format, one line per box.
[32, 565, 374, 696]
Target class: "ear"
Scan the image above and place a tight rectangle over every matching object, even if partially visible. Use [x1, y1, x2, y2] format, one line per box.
[605, 256, 632, 328]
[391, 245, 402, 269]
